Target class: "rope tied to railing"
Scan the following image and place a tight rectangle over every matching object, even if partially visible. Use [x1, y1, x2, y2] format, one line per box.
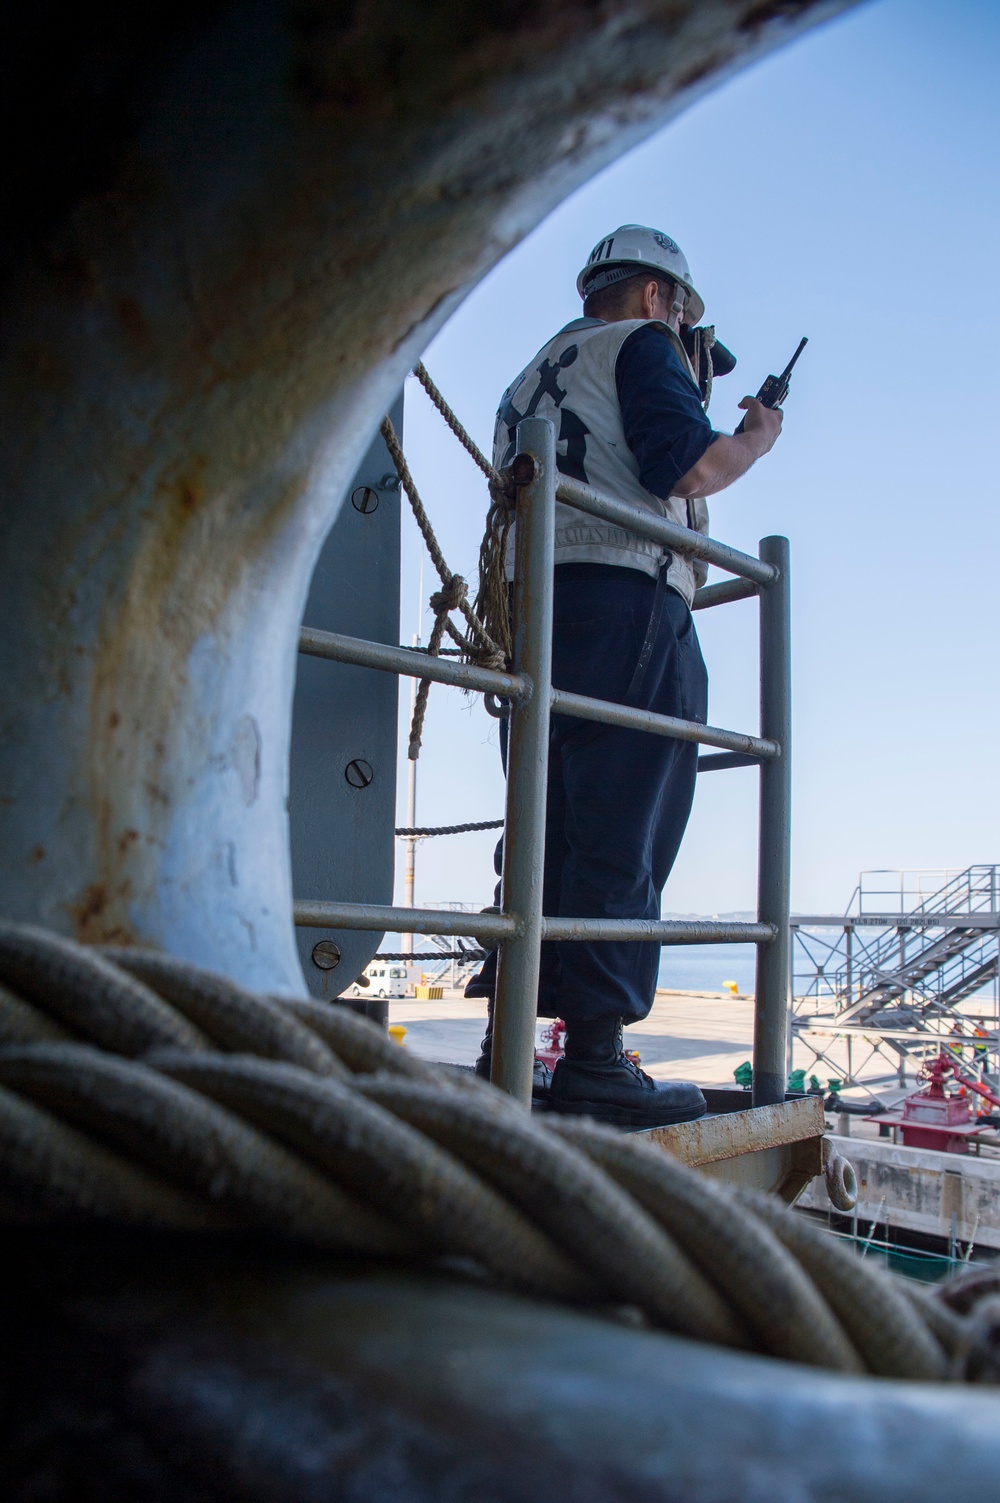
[413, 362, 502, 486]
[395, 819, 504, 837]
[1, 919, 999, 1386]
[379, 413, 508, 759]
[409, 362, 517, 675]
[475, 470, 516, 668]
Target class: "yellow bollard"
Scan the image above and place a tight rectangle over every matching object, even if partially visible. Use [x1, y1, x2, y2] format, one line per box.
[388, 1024, 407, 1047]
[723, 980, 739, 997]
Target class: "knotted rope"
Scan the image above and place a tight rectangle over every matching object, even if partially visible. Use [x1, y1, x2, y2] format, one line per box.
[411, 365, 515, 662]
[474, 472, 516, 669]
[411, 362, 517, 669]
[380, 412, 508, 759]
[1, 918, 996, 1384]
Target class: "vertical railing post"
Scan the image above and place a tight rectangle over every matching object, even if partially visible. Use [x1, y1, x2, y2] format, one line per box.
[753, 534, 791, 1107]
[491, 416, 556, 1104]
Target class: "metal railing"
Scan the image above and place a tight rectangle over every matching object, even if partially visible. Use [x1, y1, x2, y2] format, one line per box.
[852, 866, 1000, 919]
[791, 865, 1000, 1090]
[792, 867, 1000, 1013]
[296, 415, 792, 1108]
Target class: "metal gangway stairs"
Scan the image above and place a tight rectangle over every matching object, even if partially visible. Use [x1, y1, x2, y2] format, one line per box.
[792, 866, 1000, 1086]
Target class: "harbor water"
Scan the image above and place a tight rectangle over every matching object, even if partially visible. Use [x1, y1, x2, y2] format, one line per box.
[658, 941, 758, 995]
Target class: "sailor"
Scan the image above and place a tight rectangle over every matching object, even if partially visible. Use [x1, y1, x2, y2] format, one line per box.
[469, 224, 783, 1126]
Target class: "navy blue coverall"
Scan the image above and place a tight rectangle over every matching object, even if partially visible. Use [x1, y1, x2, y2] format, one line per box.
[469, 323, 717, 1028]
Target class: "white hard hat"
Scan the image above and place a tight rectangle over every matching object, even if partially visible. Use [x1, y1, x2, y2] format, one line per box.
[577, 224, 705, 325]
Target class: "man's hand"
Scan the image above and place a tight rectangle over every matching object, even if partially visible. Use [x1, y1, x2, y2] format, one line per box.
[672, 396, 783, 499]
[737, 396, 783, 456]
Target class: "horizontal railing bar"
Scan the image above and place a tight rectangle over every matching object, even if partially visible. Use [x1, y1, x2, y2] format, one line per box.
[540, 918, 777, 944]
[298, 626, 526, 699]
[293, 901, 775, 947]
[555, 477, 777, 586]
[693, 578, 760, 611]
[790, 913, 1000, 930]
[697, 751, 762, 773]
[793, 1023, 1000, 1045]
[293, 900, 520, 940]
[550, 688, 778, 758]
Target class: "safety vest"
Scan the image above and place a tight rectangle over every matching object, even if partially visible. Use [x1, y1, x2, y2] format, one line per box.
[493, 317, 710, 606]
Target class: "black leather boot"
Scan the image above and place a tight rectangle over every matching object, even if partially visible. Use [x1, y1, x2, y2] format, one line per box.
[549, 1017, 706, 1127]
[475, 1004, 551, 1101]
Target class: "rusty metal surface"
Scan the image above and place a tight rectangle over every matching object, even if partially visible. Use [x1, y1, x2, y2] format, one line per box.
[289, 403, 401, 996]
[640, 1096, 826, 1202]
[642, 1095, 826, 1166]
[0, 0, 856, 992]
[800, 1132, 1000, 1251]
[697, 1137, 824, 1202]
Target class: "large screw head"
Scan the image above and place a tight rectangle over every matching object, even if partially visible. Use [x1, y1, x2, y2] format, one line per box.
[311, 940, 342, 970]
[351, 485, 379, 514]
[345, 758, 374, 789]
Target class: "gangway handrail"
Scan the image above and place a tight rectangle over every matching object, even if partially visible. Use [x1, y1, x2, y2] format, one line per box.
[792, 912, 1000, 929]
[298, 626, 525, 698]
[791, 864, 1000, 1087]
[293, 901, 521, 941]
[297, 630, 775, 758]
[295, 415, 792, 1109]
[548, 689, 778, 759]
[293, 902, 776, 948]
[554, 475, 778, 586]
[693, 578, 760, 610]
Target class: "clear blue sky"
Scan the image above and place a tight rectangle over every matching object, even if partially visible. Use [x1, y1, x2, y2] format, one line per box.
[391, 0, 1000, 919]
